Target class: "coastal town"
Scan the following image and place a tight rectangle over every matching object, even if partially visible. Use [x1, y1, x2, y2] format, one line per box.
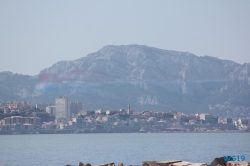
[0, 96, 250, 134]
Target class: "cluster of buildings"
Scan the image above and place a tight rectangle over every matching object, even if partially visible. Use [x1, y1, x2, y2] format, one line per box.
[0, 100, 32, 113]
[0, 116, 41, 130]
[0, 96, 250, 133]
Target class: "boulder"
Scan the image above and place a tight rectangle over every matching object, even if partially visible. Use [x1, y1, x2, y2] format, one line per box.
[210, 157, 226, 166]
[78, 162, 84, 166]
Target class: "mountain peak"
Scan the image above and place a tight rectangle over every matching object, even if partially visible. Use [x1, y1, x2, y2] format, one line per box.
[39, 45, 240, 83]
[1, 45, 249, 115]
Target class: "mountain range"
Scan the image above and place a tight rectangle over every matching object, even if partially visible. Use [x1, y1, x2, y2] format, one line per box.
[1, 45, 250, 117]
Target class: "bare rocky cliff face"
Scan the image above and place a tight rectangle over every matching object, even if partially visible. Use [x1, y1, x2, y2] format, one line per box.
[1, 45, 249, 117]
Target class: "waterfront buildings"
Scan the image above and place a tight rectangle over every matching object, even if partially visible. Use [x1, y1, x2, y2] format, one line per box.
[1, 116, 41, 125]
[0, 98, 249, 133]
[0, 116, 41, 130]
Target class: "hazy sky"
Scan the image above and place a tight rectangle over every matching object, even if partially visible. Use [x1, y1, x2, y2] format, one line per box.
[1, 1, 250, 76]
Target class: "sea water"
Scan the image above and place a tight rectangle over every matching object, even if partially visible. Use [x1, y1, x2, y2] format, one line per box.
[0, 133, 249, 166]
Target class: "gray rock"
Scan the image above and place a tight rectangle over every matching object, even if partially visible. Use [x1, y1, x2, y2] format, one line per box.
[78, 162, 84, 166]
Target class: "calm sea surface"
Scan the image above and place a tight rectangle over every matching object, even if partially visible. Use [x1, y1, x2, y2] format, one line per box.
[0, 133, 249, 166]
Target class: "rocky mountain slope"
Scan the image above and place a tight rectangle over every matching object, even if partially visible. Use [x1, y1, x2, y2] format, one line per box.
[1, 45, 250, 116]
[0, 72, 36, 103]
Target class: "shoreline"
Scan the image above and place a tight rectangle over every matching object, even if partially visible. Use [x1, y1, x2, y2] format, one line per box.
[0, 129, 249, 135]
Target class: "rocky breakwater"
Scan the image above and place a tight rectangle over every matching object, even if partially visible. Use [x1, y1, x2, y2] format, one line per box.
[66, 162, 120, 166]
[66, 157, 250, 166]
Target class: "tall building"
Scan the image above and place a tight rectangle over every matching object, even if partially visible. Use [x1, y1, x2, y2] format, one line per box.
[55, 97, 71, 119]
[36, 103, 51, 111]
[127, 105, 131, 115]
[70, 102, 83, 114]
[200, 113, 218, 124]
[46, 106, 56, 115]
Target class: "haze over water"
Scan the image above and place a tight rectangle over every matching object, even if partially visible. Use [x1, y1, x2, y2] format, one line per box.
[0, 133, 249, 166]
